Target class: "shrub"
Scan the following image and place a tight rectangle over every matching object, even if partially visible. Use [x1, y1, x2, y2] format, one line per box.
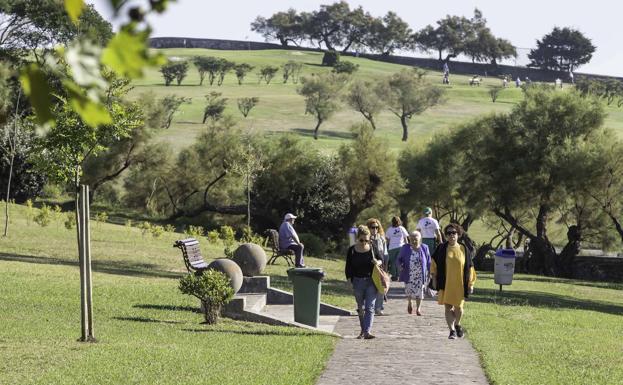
[322, 51, 340, 66]
[95, 211, 109, 224]
[258, 66, 279, 84]
[489, 85, 504, 102]
[332, 61, 358, 74]
[125, 219, 133, 229]
[34, 204, 53, 227]
[150, 225, 164, 238]
[64, 212, 76, 229]
[138, 221, 152, 237]
[185, 225, 205, 238]
[219, 225, 235, 246]
[206, 230, 220, 244]
[240, 226, 265, 246]
[298, 233, 327, 257]
[164, 224, 175, 233]
[179, 269, 234, 324]
[25, 199, 34, 225]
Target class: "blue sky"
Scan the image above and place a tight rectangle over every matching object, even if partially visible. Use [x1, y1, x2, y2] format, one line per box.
[89, 0, 623, 76]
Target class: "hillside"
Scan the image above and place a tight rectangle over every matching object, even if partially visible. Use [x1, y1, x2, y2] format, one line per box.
[133, 48, 623, 153]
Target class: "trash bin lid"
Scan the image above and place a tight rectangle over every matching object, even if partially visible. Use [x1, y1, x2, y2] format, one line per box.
[494, 248, 516, 258]
[287, 267, 325, 280]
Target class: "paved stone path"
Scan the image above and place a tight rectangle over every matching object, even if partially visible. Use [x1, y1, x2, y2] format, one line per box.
[316, 282, 489, 385]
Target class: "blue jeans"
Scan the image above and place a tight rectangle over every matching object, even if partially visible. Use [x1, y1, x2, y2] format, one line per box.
[352, 277, 377, 333]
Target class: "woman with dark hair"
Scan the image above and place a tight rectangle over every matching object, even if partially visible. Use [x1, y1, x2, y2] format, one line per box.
[385, 216, 408, 281]
[366, 218, 389, 316]
[430, 223, 477, 340]
[345, 225, 383, 339]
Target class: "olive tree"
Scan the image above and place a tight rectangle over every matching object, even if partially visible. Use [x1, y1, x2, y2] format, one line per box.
[297, 73, 348, 139]
[345, 79, 385, 130]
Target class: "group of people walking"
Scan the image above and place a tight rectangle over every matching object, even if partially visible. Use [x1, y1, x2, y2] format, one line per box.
[345, 208, 477, 340]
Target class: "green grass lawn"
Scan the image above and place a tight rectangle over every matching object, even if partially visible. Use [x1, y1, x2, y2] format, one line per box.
[2, 203, 622, 384]
[132, 48, 623, 154]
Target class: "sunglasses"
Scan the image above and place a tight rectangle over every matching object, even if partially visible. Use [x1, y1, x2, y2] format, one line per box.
[369, 226, 379, 229]
[445, 231, 458, 236]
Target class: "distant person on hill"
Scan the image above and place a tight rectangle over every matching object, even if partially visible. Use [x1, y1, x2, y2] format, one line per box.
[385, 216, 409, 281]
[397, 230, 431, 316]
[345, 225, 383, 339]
[503, 76, 508, 87]
[367, 218, 389, 315]
[569, 71, 574, 84]
[515, 76, 522, 87]
[430, 223, 477, 340]
[416, 207, 442, 253]
[278, 213, 305, 268]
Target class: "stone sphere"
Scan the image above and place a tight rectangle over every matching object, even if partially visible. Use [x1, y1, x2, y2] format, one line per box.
[232, 243, 267, 277]
[207, 258, 243, 294]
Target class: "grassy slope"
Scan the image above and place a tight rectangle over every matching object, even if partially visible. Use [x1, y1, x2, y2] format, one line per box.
[2, 203, 622, 384]
[133, 48, 623, 154]
[0, 204, 336, 385]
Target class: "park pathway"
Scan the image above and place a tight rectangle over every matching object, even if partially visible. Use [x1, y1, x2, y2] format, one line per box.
[316, 282, 489, 385]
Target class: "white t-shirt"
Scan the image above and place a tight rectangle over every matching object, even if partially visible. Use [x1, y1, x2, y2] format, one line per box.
[417, 217, 440, 239]
[386, 225, 408, 250]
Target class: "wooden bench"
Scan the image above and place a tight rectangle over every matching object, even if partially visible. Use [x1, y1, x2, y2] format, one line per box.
[174, 238, 209, 274]
[265, 229, 295, 266]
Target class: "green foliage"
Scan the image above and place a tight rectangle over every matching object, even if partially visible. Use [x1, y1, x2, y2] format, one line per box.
[125, 219, 133, 229]
[150, 225, 164, 238]
[185, 225, 205, 238]
[282, 61, 303, 83]
[233, 63, 254, 85]
[25, 199, 34, 225]
[64, 212, 76, 229]
[297, 72, 348, 139]
[240, 226, 265, 245]
[202, 92, 228, 123]
[219, 225, 235, 246]
[206, 230, 220, 244]
[258, 66, 279, 84]
[34, 203, 53, 227]
[332, 60, 359, 74]
[345, 79, 385, 130]
[164, 224, 175, 233]
[237, 97, 259, 118]
[216, 59, 235, 86]
[161, 95, 192, 128]
[179, 270, 234, 324]
[251, 9, 304, 47]
[192, 56, 223, 86]
[138, 221, 152, 237]
[298, 233, 326, 256]
[365, 11, 413, 56]
[528, 27, 596, 72]
[95, 211, 108, 223]
[160, 61, 189, 86]
[321, 51, 340, 66]
[382, 68, 444, 141]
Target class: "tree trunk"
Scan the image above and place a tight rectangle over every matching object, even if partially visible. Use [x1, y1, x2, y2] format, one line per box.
[246, 173, 251, 228]
[536, 204, 549, 240]
[3, 153, 14, 237]
[558, 225, 581, 278]
[400, 115, 409, 142]
[313, 119, 322, 140]
[606, 211, 623, 243]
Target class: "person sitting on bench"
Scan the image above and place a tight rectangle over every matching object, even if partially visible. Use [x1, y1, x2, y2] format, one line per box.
[279, 213, 306, 268]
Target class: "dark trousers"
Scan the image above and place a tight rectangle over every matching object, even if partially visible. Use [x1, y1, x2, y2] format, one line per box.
[287, 244, 305, 266]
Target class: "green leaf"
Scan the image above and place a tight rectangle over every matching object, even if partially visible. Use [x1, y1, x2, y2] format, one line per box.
[19, 64, 54, 127]
[65, 0, 85, 25]
[101, 28, 166, 79]
[63, 80, 112, 127]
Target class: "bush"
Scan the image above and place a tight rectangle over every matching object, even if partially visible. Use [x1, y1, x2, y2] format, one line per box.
[138, 221, 152, 237]
[322, 51, 340, 66]
[34, 204, 53, 227]
[164, 224, 175, 233]
[150, 225, 164, 238]
[95, 211, 109, 223]
[185, 225, 205, 238]
[179, 269, 234, 324]
[240, 226, 264, 246]
[206, 230, 220, 244]
[332, 61, 358, 74]
[298, 233, 327, 257]
[489, 85, 504, 102]
[219, 225, 235, 246]
[64, 212, 76, 229]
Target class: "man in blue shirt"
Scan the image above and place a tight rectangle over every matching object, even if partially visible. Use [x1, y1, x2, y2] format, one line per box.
[279, 213, 305, 267]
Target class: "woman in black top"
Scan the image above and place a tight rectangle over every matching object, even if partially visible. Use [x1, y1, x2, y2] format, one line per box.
[345, 225, 383, 339]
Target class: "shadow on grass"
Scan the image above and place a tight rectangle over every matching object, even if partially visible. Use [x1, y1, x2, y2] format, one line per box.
[0, 252, 182, 280]
[182, 327, 317, 337]
[510, 275, 623, 291]
[291, 128, 355, 140]
[113, 316, 184, 324]
[133, 304, 200, 313]
[470, 287, 623, 316]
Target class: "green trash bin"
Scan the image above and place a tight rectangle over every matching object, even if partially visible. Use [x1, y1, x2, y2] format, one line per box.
[287, 267, 325, 327]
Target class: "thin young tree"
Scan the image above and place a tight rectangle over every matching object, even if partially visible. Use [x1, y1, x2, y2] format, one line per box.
[345, 79, 385, 130]
[237, 97, 259, 118]
[297, 73, 348, 139]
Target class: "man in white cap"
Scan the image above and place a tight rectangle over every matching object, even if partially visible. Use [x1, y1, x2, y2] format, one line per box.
[279, 213, 305, 267]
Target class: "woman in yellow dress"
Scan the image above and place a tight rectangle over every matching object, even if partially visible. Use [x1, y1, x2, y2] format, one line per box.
[430, 223, 477, 339]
